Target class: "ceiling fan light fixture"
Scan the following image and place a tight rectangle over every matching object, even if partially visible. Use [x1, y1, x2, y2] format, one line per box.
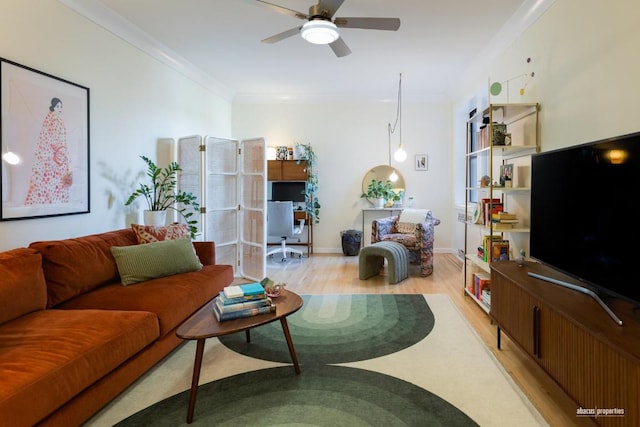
[301, 20, 339, 45]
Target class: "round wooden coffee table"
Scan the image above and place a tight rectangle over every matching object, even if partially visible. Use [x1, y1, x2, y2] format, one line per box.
[176, 290, 303, 423]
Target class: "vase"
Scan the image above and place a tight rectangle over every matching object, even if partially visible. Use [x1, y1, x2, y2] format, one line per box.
[373, 198, 385, 208]
[143, 210, 166, 226]
[293, 145, 306, 160]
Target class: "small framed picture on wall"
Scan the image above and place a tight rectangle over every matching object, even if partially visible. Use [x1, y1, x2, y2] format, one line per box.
[415, 154, 428, 171]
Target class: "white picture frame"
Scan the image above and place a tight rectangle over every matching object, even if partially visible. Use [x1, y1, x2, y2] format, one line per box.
[415, 154, 428, 171]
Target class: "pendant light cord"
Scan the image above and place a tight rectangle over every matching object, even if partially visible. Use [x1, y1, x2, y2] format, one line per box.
[388, 73, 402, 165]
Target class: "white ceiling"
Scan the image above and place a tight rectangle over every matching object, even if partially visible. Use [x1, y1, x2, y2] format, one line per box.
[62, 0, 552, 102]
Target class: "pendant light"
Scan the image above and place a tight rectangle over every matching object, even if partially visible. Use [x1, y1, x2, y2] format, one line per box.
[389, 73, 407, 163]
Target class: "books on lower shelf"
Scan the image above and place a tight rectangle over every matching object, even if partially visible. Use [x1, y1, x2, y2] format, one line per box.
[469, 272, 491, 304]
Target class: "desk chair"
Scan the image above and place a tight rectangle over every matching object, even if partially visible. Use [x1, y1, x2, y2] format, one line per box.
[266, 201, 305, 261]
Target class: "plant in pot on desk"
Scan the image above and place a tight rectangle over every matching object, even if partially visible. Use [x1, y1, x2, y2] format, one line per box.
[361, 179, 401, 208]
[125, 155, 200, 239]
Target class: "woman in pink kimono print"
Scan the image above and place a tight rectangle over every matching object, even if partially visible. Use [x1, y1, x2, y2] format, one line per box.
[25, 97, 73, 204]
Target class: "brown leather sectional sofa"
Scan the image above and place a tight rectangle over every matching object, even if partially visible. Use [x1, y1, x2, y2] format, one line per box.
[0, 228, 234, 426]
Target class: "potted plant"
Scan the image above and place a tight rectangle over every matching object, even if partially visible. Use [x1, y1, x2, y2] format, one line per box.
[125, 155, 200, 239]
[361, 179, 401, 208]
[295, 142, 321, 224]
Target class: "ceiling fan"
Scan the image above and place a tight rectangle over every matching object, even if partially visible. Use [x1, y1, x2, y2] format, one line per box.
[256, 0, 400, 57]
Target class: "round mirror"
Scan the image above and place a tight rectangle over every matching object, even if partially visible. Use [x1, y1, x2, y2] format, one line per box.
[362, 165, 406, 207]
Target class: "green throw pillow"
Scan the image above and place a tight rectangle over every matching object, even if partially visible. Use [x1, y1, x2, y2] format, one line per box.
[111, 237, 202, 286]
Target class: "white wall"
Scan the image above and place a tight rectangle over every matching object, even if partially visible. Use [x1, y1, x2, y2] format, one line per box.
[454, 0, 640, 151]
[0, 0, 232, 250]
[450, 0, 640, 258]
[233, 100, 453, 253]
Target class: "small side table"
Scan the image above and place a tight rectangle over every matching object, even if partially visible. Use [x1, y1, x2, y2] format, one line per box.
[176, 291, 304, 423]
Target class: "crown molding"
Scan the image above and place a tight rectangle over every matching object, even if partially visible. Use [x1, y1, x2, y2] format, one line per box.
[56, 0, 235, 102]
[450, 0, 556, 99]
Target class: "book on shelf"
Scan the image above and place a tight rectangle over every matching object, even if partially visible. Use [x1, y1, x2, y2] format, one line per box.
[482, 198, 503, 225]
[492, 222, 514, 230]
[491, 241, 510, 262]
[212, 301, 276, 322]
[223, 282, 265, 299]
[481, 289, 491, 305]
[471, 272, 491, 300]
[213, 295, 272, 314]
[482, 235, 504, 262]
[493, 212, 517, 220]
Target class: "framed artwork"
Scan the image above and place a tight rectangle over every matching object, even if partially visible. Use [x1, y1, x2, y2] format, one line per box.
[415, 154, 428, 171]
[1, 58, 90, 220]
[499, 163, 514, 187]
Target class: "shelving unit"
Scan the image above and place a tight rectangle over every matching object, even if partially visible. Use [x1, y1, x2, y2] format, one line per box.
[463, 103, 540, 312]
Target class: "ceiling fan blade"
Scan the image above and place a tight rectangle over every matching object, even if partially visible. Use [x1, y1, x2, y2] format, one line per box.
[329, 37, 351, 57]
[317, 0, 346, 18]
[334, 17, 401, 31]
[255, 0, 308, 20]
[261, 26, 301, 44]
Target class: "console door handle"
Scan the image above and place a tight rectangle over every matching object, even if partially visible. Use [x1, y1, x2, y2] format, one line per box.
[532, 305, 541, 358]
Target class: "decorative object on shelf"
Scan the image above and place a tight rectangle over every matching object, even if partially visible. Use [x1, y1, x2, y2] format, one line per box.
[125, 156, 200, 239]
[516, 249, 526, 267]
[361, 179, 401, 208]
[388, 73, 407, 163]
[480, 175, 490, 187]
[504, 133, 512, 146]
[499, 164, 514, 187]
[492, 123, 507, 145]
[415, 154, 428, 171]
[276, 146, 288, 160]
[295, 142, 321, 224]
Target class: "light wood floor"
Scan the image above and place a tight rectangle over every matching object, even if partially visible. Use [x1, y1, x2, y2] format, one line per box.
[254, 252, 597, 427]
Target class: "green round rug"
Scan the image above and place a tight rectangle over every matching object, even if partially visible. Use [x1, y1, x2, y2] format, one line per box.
[218, 294, 435, 364]
[115, 365, 478, 426]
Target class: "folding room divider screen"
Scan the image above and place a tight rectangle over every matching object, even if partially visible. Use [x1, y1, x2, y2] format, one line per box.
[177, 135, 266, 281]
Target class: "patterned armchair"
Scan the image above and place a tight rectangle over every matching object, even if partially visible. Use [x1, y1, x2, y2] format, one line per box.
[371, 209, 441, 276]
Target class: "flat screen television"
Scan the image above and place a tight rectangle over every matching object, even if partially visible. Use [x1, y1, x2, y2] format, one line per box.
[530, 130, 640, 309]
[271, 182, 305, 203]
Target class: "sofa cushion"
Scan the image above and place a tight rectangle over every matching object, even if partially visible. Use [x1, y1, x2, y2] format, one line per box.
[0, 248, 47, 324]
[29, 229, 138, 307]
[0, 309, 158, 426]
[56, 264, 233, 337]
[111, 237, 203, 286]
[131, 223, 189, 244]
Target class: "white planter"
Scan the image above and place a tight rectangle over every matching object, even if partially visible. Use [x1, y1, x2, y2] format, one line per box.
[373, 198, 385, 208]
[143, 210, 166, 226]
[293, 145, 306, 160]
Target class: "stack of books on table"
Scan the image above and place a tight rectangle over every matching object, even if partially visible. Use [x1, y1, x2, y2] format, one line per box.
[213, 282, 275, 322]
